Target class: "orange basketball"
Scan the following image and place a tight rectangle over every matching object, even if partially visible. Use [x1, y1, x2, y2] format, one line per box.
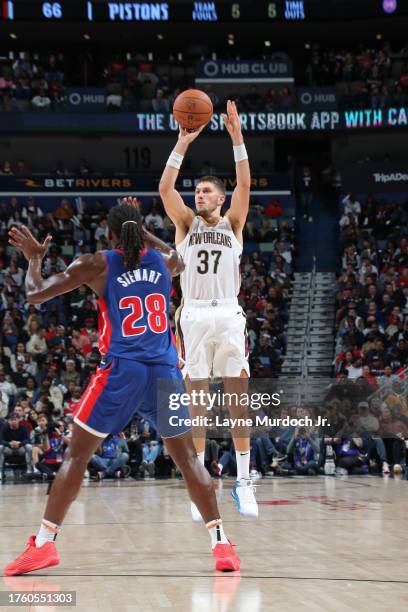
[173, 89, 213, 130]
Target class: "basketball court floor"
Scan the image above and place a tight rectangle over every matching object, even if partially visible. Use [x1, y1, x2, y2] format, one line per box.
[1, 476, 407, 611]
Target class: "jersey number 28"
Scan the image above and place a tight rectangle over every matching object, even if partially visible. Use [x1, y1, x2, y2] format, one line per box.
[119, 293, 168, 336]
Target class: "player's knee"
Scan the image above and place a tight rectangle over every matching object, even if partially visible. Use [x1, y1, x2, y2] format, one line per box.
[66, 446, 93, 469]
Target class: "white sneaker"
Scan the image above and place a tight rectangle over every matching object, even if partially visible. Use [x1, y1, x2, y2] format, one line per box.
[191, 501, 203, 522]
[250, 469, 262, 481]
[382, 461, 390, 475]
[335, 467, 348, 476]
[231, 479, 258, 518]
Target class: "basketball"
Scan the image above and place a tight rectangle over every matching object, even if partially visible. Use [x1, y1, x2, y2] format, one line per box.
[173, 89, 213, 130]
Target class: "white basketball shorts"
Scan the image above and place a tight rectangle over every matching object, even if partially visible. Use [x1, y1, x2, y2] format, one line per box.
[176, 298, 250, 379]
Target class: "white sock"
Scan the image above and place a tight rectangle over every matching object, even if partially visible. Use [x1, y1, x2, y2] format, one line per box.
[206, 519, 228, 549]
[197, 451, 205, 465]
[236, 450, 250, 481]
[217, 463, 223, 474]
[36, 519, 60, 547]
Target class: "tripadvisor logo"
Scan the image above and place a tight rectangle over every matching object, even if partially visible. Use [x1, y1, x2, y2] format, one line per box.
[373, 172, 408, 183]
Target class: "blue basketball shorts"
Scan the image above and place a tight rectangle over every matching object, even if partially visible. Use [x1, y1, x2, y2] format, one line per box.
[73, 355, 192, 439]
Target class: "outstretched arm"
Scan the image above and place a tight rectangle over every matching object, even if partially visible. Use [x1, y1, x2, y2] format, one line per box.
[223, 100, 251, 234]
[120, 197, 185, 277]
[8, 226, 106, 304]
[142, 227, 185, 277]
[158, 126, 206, 233]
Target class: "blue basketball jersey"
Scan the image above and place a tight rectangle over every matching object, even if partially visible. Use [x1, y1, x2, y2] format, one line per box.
[97, 248, 178, 366]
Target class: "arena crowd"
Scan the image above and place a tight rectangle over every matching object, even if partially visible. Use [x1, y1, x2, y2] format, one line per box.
[0, 193, 292, 481]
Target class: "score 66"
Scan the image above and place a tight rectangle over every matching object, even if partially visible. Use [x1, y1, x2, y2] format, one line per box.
[42, 2, 63, 19]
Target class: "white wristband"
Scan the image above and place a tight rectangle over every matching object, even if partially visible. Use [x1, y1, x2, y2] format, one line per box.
[233, 143, 248, 163]
[166, 150, 184, 170]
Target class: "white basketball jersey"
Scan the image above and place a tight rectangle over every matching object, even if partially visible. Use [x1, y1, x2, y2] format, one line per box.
[176, 216, 242, 300]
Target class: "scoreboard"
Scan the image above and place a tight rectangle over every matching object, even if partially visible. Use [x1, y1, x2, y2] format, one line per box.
[0, 1, 404, 23]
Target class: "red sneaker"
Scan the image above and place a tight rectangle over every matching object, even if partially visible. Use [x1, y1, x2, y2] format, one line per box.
[212, 540, 241, 572]
[4, 536, 60, 576]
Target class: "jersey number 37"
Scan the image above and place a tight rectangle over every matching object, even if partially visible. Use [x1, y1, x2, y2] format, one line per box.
[119, 293, 167, 337]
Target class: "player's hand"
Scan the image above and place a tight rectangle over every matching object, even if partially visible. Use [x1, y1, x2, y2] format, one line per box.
[177, 123, 206, 145]
[221, 100, 243, 145]
[121, 196, 139, 208]
[8, 225, 52, 261]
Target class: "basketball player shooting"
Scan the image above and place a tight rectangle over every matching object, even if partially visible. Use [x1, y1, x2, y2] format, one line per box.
[159, 100, 257, 520]
[4, 202, 240, 576]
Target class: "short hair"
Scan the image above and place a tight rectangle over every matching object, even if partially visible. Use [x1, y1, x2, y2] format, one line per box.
[196, 175, 226, 196]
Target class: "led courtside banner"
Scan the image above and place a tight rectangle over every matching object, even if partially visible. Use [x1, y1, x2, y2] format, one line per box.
[0, 108, 407, 133]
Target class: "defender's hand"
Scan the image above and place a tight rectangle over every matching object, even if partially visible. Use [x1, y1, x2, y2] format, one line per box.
[121, 196, 140, 208]
[8, 225, 52, 261]
[221, 100, 243, 145]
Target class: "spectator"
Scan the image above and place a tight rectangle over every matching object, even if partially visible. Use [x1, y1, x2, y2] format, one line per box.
[0, 412, 33, 479]
[26, 324, 48, 356]
[89, 434, 129, 479]
[379, 407, 408, 473]
[31, 88, 51, 111]
[121, 87, 137, 111]
[336, 420, 368, 475]
[106, 92, 122, 110]
[14, 72, 32, 108]
[342, 193, 361, 216]
[297, 166, 315, 222]
[32, 417, 67, 480]
[11, 361, 30, 394]
[2, 313, 18, 349]
[151, 89, 170, 112]
[287, 426, 319, 475]
[139, 439, 162, 478]
[145, 203, 164, 233]
[0, 160, 13, 176]
[53, 199, 74, 222]
[13, 53, 36, 79]
[55, 160, 70, 175]
[0, 370, 17, 406]
[60, 359, 81, 387]
[264, 199, 283, 218]
[64, 385, 82, 416]
[13, 404, 33, 433]
[31, 413, 49, 475]
[76, 158, 92, 175]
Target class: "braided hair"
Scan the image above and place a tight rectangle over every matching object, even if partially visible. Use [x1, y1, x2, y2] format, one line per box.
[107, 203, 144, 270]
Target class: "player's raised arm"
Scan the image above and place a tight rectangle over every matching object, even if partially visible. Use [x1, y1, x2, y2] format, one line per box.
[142, 226, 185, 277]
[223, 100, 251, 234]
[8, 225, 106, 304]
[158, 126, 205, 233]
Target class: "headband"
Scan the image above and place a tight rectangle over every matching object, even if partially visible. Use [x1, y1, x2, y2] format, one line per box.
[122, 220, 138, 226]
